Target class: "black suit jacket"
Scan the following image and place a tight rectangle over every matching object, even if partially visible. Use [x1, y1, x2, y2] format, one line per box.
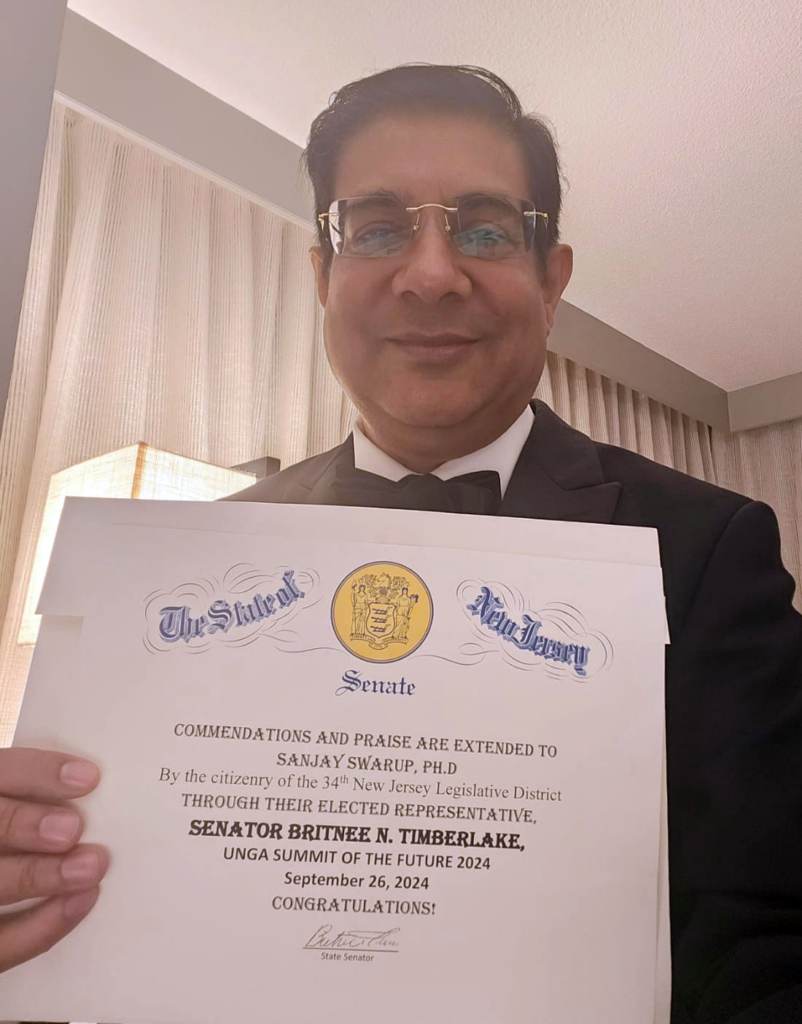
[229, 399, 802, 1024]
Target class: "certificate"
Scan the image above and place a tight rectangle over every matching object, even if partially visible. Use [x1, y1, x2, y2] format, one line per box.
[3, 498, 671, 1023]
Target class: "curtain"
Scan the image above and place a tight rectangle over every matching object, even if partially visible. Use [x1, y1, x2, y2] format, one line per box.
[1, 101, 799, 745]
[710, 419, 802, 609]
[0, 101, 353, 743]
[534, 356, 802, 615]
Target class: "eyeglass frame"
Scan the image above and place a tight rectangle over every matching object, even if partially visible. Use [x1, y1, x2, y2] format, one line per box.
[317, 194, 549, 260]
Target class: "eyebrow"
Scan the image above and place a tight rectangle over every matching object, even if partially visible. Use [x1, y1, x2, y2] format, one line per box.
[349, 187, 515, 203]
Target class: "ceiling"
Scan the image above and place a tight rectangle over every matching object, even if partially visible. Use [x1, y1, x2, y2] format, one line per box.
[66, 0, 802, 391]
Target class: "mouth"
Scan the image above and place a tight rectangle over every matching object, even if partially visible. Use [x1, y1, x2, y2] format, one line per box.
[387, 334, 480, 360]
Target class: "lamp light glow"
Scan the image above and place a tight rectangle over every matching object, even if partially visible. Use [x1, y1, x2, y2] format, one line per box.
[18, 443, 256, 645]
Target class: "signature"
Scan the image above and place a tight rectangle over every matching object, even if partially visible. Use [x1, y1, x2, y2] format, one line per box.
[304, 924, 401, 952]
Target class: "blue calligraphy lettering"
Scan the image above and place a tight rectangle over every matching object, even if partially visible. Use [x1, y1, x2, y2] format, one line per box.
[336, 668, 362, 696]
[234, 601, 252, 626]
[206, 600, 234, 634]
[466, 588, 591, 678]
[154, 569, 307, 646]
[158, 606, 189, 643]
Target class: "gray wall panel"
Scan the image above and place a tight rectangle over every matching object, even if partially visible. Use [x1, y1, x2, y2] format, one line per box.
[0, 0, 67, 433]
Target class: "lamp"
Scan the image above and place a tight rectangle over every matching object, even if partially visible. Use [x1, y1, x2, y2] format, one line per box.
[18, 442, 262, 645]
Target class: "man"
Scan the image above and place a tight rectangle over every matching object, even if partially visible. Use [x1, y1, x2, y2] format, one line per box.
[1, 64, 801, 1024]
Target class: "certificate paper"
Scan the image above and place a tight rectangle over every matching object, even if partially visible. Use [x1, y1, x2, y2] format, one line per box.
[4, 498, 670, 1023]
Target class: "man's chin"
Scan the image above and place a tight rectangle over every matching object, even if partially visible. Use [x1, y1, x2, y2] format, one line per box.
[370, 395, 487, 432]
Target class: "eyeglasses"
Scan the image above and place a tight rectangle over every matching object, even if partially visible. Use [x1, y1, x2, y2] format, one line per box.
[318, 193, 548, 261]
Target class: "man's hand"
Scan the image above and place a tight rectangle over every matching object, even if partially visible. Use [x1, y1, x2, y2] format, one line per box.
[0, 747, 108, 972]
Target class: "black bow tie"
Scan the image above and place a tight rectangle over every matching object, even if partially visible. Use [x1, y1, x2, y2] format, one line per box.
[330, 464, 502, 515]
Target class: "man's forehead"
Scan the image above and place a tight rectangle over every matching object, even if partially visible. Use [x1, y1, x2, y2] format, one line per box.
[332, 114, 530, 201]
[345, 186, 521, 203]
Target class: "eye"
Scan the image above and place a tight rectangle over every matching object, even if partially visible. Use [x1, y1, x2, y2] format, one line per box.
[469, 228, 505, 244]
[355, 224, 395, 241]
[455, 226, 508, 254]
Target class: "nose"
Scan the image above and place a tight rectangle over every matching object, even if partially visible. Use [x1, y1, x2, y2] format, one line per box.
[413, 205, 457, 250]
[390, 207, 472, 303]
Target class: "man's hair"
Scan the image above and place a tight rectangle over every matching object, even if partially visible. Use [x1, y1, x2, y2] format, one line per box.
[300, 63, 566, 282]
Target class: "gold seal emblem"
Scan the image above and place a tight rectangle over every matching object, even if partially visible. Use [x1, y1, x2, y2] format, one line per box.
[331, 562, 433, 663]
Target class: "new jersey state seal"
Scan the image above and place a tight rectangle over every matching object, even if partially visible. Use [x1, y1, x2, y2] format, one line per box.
[331, 562, 433, 663]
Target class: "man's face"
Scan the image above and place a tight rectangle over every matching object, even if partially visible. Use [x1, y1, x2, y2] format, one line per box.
[309, 113, 573, 443]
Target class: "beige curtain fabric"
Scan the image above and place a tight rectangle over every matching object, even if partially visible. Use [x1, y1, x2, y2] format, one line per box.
[0, 102, 799, 744]
[536, 355, 801, 614]
[0, 101, 351, 742]
[535, 354, 719, 480]
[710, 419, 802, 610]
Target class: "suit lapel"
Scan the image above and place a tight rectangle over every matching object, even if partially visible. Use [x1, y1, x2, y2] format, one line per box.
[499, 401, 621, 523]
[293, 436, 356, 505]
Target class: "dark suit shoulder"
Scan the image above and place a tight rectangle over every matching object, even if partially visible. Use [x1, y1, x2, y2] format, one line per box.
[593, 438, 769, 638]
[594, 436, 753, 528]
[528, 399, 750, 531]
[224, 442, 348, 503]
[595, 438, 749, 516]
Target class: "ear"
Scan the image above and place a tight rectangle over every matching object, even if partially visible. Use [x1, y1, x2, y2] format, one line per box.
[542, 244, 573, 332]
[309, 246, 330, 306]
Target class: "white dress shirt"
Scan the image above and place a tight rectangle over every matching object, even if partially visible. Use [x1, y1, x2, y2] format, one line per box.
[352, 404, 534, 500]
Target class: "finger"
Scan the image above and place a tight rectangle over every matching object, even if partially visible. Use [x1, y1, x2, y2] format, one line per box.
[0, 794, 83, 853]
[0, 844, 109, 905]
[0, 887, 99, 973]
[0, 747, 99, 802]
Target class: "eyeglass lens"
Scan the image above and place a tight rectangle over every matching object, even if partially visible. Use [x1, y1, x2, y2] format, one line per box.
[331, 195, 530, 259]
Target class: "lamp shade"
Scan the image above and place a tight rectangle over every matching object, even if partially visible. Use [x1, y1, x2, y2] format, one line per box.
[18, 443, 256, 645]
